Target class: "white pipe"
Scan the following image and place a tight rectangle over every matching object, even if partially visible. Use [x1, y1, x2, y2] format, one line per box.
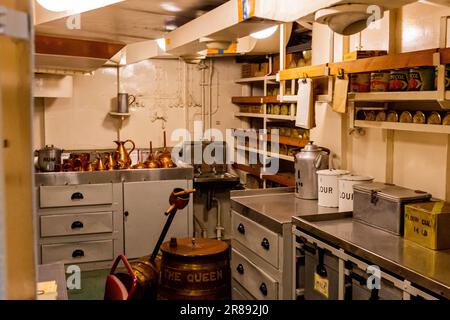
[212, 197, 224, 240]
[208, 59, 214, 131]
[183, 60, 189, 134]
[201, 67, 206, 134]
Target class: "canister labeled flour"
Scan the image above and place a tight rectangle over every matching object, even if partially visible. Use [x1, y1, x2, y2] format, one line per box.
[338, 175, 374, 212]
[317, 170, 350, 207]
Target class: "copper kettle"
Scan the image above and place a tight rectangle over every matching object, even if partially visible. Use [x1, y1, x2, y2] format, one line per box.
[114, 139, 135, 169]
[158, 132, 175, 168]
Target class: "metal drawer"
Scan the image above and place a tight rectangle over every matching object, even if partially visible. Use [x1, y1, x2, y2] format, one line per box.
[40, 212, 113, 237]
[231, 249, 278, 300]
[41, 240, 113, 264]
[39, 184, 113, 208]
[231, 211, 279, 268]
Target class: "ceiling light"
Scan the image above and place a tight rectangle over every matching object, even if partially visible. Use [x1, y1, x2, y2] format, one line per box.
[165, 23, 177, 31]
[250, 25, 279, 40]
[156, 38, 166, 52]
[36, 0, 73, 12]
[160, 2, 182, 13]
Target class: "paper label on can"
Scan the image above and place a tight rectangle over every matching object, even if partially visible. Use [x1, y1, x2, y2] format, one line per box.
[314, 273, 329, 298]
[389, 72, 408, 91]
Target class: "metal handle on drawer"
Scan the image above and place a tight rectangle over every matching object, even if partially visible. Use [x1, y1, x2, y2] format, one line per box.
[71, 221, 84, 229]
[72, 249, 85, 258]
[236, 264, 244, 275]
[259, 283, 268, 296]
[71, 192, 84, 201]
[237, 223, 245, 235]
[261, 238, 270, 250]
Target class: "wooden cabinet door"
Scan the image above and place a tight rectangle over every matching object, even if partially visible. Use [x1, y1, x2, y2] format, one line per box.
[123, 180, 191, 259]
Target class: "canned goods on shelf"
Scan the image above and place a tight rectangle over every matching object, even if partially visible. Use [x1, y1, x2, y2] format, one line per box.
[408, 67, 435, 91]
[376, 110, 387, 121]
[427, 111, 442, 125]
[413, 111, 426, 124]
[386, 111, 399, 122]
[389, 69, 409, 91]
[443, 112, 450, 125]
[365, 110, 376, 121]
[350, 73, 371, 93]
[400, 111, 413, 123]
[370, 72, 390, 92]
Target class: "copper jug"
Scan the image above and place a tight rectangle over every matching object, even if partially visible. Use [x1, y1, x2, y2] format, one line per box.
[114, 139, 135, 169]
[158, 132, 175, 168]
[106, 153, 116, 171]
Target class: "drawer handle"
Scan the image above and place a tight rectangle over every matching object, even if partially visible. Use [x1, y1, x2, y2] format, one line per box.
[236, 264, 244, 275]
[261, 238, 270, 250]
[71, 192, 84, 201]
[259, 283, 268, 296]
[72, 249, 85, 258]
[71, 221, 84, 229]
[237, 223, 245, 235]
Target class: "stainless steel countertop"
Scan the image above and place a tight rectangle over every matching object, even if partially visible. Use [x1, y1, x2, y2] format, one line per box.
[230, 188, 338, 234]
[293, 215, 450, 299]
[35, 165, 194, 186]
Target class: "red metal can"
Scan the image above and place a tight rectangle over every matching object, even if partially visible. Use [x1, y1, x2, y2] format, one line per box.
[370, 72, 390, 92]
[350, 73, 370, 92]
[389, 69, 409, 91]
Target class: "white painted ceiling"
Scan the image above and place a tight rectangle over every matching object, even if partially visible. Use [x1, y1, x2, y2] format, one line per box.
[35, 0, 228, 44]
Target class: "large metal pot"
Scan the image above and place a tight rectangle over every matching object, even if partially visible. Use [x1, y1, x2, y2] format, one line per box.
[36, 145, 62, 172]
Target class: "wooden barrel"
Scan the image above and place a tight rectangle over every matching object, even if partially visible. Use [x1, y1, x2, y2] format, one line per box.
[158, 238, 230, 300]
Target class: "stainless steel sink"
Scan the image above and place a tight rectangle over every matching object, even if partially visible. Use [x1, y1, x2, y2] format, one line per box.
[194, 172, 241, 188]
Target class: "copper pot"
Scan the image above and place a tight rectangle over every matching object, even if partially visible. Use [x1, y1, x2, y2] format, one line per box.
[158, 131, 175, 168]
[144, 141, 161, 169]
[96, 154, 106, 171]
[106, 153, 116, 171]
[131, 150, 146, 169]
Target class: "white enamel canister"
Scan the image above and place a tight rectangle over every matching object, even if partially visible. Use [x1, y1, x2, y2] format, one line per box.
[317, 169, 350, 207]
[338, 175, 374, 212]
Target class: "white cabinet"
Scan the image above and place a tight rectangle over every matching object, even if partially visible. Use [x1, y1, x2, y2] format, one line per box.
[123, 180, 193, 259]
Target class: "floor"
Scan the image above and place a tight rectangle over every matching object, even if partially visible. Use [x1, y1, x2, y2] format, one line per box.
[67, 269, 109, 300]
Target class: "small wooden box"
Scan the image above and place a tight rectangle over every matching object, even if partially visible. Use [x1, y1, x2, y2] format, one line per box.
[404, 201, 450, 250]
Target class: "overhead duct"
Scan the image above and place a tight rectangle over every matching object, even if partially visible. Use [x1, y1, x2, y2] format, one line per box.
[35, 35, 125, 73]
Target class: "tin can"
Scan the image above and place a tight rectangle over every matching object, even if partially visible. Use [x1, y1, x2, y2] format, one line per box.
[408, 67, 435, 91]
[389, 69, 409, 91]
[370, 72, 390, 92]
[350, 73, 370, 92]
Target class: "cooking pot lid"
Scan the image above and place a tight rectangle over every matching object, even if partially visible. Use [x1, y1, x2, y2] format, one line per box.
[339, 174, 373, 181]
[317, 169, 349, 176]
[160, 238, 229, 257]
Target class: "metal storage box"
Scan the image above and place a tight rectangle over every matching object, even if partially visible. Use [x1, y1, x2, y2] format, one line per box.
[304, 244, 339, 300]
[404, 201, 450, 250]
[353, 182, 431, 235]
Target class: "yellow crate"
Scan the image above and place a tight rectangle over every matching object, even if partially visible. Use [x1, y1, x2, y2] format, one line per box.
[404, 201, 450, 250]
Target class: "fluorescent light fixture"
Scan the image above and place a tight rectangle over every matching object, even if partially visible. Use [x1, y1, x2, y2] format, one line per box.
[250, 25, 279, 40]
[160, 2, 182, 12]
[36, 0, 73, 12]
[37, 0, 123, 13]
[156, 38, 166, 52]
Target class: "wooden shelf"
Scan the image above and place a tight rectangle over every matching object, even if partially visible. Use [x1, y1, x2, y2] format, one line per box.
[236, 145, 295, 162]
[262, 173, 295, 187]
[235, 75, 277, 84]
[349, 91, 450, 102]
[235, 113, 295, 121]
[232, 96, 292, 104]
[233, 130, 309, 148]
[232, 164, 295, 187]
[278, 64, 328, 81]
[235, 112, 265, 118]
[232, 96, 265, 104]
[278, 48, 450, 81]
[266, 114, 296, 121]
[354, 120, 450, 134]
[278, 94, 331, 103]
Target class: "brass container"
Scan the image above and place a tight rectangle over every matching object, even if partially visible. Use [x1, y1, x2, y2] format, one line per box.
[114, 139, 136, 169]
[106, 153, 116, 171]
[96, 155, 106, 171]
[158, 131, 176, 168]
[158, 238, 230, 300]
[144, 141, 161, 169]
